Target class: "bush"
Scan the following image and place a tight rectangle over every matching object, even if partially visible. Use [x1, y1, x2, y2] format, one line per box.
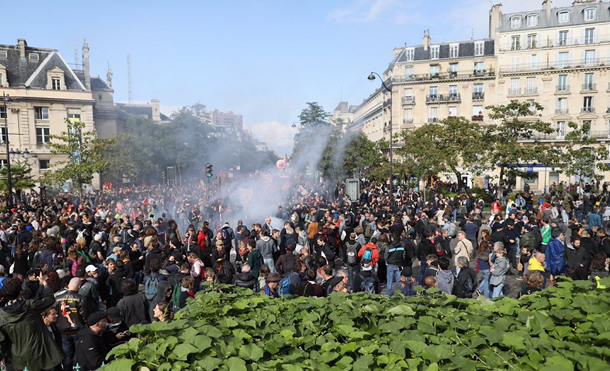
[103, 278, 610, 370]
[470, 186, 493, 204]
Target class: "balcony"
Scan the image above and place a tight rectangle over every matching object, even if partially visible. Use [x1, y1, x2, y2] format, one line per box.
[581, 107, 595, 113]
[428, 117, 439, 123]
[508, 88, 522, 96]
[556, 85, 570, 93]
[500, 34, 610, 51]
[472, 115, 484, 122]
[472, 92, 485, 100]
[425, 93, 461, 104]
[401, 96, 416, 105]
[430, 73, 441, 79]
[392, 70, 495, 84]
[526, 130, 610, 141]
[499, 58, 608, 74]
[555, 108, 569, 114]
[524, 87, 538, 95]
[582, 83, 597, 92]
[403, 118, 414, 124]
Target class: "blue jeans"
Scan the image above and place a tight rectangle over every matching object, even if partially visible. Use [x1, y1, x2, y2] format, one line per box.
[387, 265, 401, 296]
[491, 283, 504, 298]
[478, 270, 491, 298]
[419, 260, 428, 286]
[264, 258, 276, 273]
[62, 333, 79, 371]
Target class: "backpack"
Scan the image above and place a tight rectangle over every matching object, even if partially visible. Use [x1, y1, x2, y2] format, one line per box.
[346, 242, 359, 265]
[0, 276, 6, 290]
[172, 283, 182, 311]
[283, 253, 296, 273]
[220, 228, 229, 243]
[435, 242, 445, 256]
[279, 272, 300, 296]
[144, 275, 160, 301]
[358, 273, 376, 294]
[362, 248, 373, 265]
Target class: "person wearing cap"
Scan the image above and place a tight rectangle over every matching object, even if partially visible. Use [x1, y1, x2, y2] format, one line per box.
[77, 265, 100, 316]
[74, 311, 112, 371]
[399, 266, 416, 296]
[0, 274, 64, 371]
[103, 307, 131, 349]
[264, 272, 281, 298]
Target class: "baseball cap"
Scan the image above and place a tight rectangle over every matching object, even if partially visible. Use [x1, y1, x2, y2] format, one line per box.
[85, 265, 98, 273]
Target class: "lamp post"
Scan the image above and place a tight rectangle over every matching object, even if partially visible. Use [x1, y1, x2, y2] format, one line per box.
[368, 72, 393, 207]
[2, 93, 12, 208]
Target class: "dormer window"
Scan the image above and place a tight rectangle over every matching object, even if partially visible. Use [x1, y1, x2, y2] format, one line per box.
[405, 48, 414, 61]
[584, 8, 596, 21]
[558, 11, 570, 23]
[52, 78, 61, 90]
[430, 45, 439, 60]
[28, 53, 39, 61]
[449, 44, 459, 58]
[526, 14, 538, 27]
[510, 16, 522, 29]
[46, 67, 65, 91]
[0, 51, 7, 59]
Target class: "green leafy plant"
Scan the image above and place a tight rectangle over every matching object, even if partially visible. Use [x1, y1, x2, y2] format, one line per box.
[103, 278, 610, 370]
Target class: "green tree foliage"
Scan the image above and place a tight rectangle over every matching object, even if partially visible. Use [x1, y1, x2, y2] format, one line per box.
[484, 102, 559, 187]
[0, 163, 36, 194]
[398, 117, 484, 190]
[103, 278, 610, 370]
[562, 121, 610, 182]
[43, 119, 112, 196]
[292, 102, 331, 162]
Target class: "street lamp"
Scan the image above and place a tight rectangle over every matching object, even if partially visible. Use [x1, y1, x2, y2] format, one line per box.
[2, 93, 13, 208]
[368, 72, 393, 207]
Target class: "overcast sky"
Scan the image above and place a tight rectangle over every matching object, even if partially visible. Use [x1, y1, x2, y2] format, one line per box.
[3, 0, 574, 155]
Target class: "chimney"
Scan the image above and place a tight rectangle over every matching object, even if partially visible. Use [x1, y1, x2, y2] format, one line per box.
[489, 4, 503, 37]
[423, 29, 431, 51]
[151, 99, 161, 122]
[543, 0, 552, 22]
[17, 39, 27, 59]
[82, 40, 91, 90]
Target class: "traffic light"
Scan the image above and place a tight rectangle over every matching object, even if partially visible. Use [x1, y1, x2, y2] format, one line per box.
[206, 163, 213, 178]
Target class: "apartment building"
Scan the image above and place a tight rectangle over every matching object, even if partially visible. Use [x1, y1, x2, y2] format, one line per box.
[346, 0, 610, 189]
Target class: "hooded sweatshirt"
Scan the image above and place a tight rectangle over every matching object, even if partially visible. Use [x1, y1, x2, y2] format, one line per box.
[257, 236, 275, 259]
[436, 270, 455, 295]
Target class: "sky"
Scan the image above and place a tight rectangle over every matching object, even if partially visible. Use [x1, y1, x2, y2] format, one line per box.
[2, 0, 574, 155]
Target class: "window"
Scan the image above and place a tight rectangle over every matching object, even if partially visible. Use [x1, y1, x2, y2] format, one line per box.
[557, 52, 569, 68]
[558, 11, 570, 24]
[0, 106, 5, 119]
[527, 34, 537, 49]
[28, 53, 39, 61]
[559, 30, 568, 45]
[473, 105, 484, 117]
[429, 86, 438, 97]
[584, 73, 594, 90]
[510, 78, 520, 95]
[585, 28, 594, 44]
[526, 14, 538, 27]
[529, 54, 539, 70]
[449, 85, 458, 97]
[474, 41, 484, 57]
[39, 159, 50, 170]
[0, 73, 3, 86]
[405, 48, 414, 61]
[0, 50, 7, 59]
[557, 98, 568, 114]
[0, 127, 6, 143]
[0, 160, 6, 169]
[448, 106, 457, 117]
[449, 63, 458, 77]
[511, 36, 520, 50]
[510, 16, 522, 29]
[430, 46, 439, 60]
[583, 96, 593, 112]
[474, 61, 484, 75]
[511, 56, 520, 72]
[34, 107, 49, 120]
[584, 50, 595, 66]
[430, 65, 440, 76]
[450, 44, 459, 58]
[558, 75, 568, 91]
[405, 66, 413, 78]
[404, 87, 413, 97]
[429, 107, 438, 122]
[557, 121, 566, 138]
[52, 77, 61, 90]
[526, 77, 537, 94]
[67, 111, 81, 123]
[404, 108, 413, 121]
[36, 127, 50, 144]
[584, 8, 596, 21]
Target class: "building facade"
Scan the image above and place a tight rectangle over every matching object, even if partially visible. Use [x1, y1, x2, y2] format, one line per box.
[345, 0, 610, 189]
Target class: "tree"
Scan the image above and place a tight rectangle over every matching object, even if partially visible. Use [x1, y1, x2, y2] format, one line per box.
[43, 119, 112, 197]
[0, 163, 36, 197]
[292, 102, 331, 162]
[398, 117, 485, 190]
[561, 121, 610, 182]
[484, 102, 559, 187]
[342, 132, 385, 179]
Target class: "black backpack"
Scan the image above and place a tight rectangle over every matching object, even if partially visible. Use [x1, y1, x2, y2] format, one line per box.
[284, 253, 296, 273]
[358, 273, 376, 294]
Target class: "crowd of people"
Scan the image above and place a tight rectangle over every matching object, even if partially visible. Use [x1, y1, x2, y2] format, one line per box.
[1, 178, 609, 370]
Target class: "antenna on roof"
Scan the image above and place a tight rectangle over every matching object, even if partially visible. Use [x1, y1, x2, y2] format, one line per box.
[127, 53, 133, 103]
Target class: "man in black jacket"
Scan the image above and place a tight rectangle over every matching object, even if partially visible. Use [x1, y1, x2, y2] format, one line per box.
[454, 256, 477, 298]
[74, 312, 111, 371]
[385, 233, 407, 296]
[55, 277, 87, 371]
[418, 232, 437, 285]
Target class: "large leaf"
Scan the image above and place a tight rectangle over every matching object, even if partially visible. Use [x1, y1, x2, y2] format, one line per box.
[238, 343, 264, 362]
